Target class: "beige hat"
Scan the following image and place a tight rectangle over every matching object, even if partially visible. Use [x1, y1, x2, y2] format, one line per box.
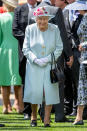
[2, 0, 18, 8]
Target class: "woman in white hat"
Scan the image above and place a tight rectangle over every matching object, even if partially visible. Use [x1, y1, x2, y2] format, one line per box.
[0, 0, 24, 114]
[22, 6, 63, 127]
[66, 0, 87, 125]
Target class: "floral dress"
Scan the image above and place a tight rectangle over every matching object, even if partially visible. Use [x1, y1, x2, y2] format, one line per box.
[77, 13, 87, 105]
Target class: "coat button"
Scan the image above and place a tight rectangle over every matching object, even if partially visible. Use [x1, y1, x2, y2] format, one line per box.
[42, 52, 44, 55]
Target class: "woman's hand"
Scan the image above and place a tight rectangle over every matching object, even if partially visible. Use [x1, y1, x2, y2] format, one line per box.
[78, 44, 85, 51]
[34, 58, 48, 67]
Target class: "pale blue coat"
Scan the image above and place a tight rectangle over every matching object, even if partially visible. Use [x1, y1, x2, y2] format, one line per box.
[22, 23, 63, 105]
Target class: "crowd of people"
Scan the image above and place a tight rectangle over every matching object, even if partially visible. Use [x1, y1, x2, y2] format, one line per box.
[0, 0, 87, 128]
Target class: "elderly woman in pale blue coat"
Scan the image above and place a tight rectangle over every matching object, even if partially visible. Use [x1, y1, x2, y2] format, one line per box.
[22, 7, 63, 127]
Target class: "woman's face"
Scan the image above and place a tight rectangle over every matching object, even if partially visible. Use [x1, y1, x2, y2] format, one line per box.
[36, 16, 49, 31]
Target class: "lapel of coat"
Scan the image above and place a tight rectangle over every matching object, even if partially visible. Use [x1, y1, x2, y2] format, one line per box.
[63, 10, 72, 30]
[21, 4, 29, 24]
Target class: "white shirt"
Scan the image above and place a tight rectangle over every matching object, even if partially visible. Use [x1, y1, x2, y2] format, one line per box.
[42, 0, 51, 4]
[27, 3, 37, 24]
[27, 3, 37, 11]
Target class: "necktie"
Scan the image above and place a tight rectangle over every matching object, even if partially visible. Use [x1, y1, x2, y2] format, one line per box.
[45, 2, 51, 5]
[31, 5, 35, 9]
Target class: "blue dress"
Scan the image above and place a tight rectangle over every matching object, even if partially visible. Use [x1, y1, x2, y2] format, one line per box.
[77, 13, 87, 105]
[22, 23, 63, 105]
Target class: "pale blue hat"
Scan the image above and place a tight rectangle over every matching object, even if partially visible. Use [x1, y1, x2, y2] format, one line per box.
[32, 6, 54, 20]
[65, 0, 87, 10]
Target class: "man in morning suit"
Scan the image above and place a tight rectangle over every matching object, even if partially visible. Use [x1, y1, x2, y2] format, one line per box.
[55, 0, 82, 117]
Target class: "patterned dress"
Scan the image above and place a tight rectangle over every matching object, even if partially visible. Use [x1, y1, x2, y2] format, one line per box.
[77, 13, 87, 105]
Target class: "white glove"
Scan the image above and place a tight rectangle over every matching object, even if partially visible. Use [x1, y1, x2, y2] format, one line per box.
[34, 58, 48, 67]
[40, 58, 48, 63]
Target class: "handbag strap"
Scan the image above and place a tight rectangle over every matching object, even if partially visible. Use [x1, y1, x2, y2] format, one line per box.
[51, 53, 53, 70]
[51, 53, 57, 69]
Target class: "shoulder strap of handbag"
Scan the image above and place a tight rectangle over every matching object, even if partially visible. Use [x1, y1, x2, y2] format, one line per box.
[51, 53, 53, 70]
[51, 53, 57, 69]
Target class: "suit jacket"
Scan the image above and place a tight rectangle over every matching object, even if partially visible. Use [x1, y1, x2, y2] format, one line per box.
[63, 10, 84, 66]
[63, 10, 83, 48]
[71, 14, 83, 46]
[51, 9, 73, 59]
[12, 3, 40, 83]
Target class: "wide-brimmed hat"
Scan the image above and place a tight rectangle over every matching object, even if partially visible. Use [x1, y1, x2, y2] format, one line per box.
[2, 0, 18, 8]
[33, 6, 54, 20]
[65, 0, 87, 10]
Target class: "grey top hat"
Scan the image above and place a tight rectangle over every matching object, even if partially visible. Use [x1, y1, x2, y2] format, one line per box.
[65, 0, 87, 10]
[2, 0, 18, 8]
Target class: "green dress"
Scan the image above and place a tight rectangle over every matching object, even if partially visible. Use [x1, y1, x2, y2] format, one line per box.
[0, 12, 21, 86]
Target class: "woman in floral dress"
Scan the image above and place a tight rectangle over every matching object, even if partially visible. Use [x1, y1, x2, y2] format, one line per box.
[66, 0, 87, 125]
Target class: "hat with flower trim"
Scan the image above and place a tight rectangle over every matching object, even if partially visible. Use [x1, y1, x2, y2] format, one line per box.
[33, 6, 54, 20]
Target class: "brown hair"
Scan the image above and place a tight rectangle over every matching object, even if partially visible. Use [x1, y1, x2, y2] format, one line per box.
[61, 0, 69, 4]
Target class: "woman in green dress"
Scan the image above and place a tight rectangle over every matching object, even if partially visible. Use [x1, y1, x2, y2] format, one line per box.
[0, 0, 23, 114]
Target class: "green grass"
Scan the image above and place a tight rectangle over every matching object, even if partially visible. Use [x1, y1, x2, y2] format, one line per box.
[0, 106, 87, 131]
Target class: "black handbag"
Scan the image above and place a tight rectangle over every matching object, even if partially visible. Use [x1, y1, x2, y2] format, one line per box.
[50, 53, 65, 83]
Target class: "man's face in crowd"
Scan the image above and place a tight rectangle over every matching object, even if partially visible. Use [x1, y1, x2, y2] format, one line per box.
[55, 0, 65, 8]
[55, 0, 75, 8]
[50, 0, 56, 5]
[27, 0, 37, 5]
